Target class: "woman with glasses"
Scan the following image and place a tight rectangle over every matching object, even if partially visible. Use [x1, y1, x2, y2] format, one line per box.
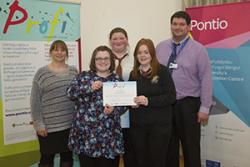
[67, 46, 126, 167]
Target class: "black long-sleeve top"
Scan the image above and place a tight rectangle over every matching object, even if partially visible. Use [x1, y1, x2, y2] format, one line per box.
[129, 64, 176, 127]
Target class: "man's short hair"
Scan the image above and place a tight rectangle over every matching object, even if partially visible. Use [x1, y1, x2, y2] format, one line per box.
[171, 11, 191, 25]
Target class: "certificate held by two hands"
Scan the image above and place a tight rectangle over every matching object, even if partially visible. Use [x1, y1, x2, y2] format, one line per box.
[103, 81, 137, 106]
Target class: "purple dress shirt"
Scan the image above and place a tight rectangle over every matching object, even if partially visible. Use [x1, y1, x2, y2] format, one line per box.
[156, 38, 212, 114]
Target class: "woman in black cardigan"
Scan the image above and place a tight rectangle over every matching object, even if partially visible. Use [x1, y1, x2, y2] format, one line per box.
[129, 38, 176, 167]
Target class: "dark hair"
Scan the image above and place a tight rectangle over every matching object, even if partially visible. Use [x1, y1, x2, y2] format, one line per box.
[89, 46, 115, 73]
[109, 27, 128, 40]
[171, 11, 191, 25]
[49, 40, 68, 57]
[131, 38, 160, 79]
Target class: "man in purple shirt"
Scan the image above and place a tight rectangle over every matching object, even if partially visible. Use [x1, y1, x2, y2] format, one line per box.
[156, 11, 212, 167]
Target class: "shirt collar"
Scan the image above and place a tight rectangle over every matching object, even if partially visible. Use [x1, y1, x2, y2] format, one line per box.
[172, 35, 190, 45]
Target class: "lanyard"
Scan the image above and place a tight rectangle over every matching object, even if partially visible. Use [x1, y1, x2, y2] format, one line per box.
[172, 37, 190, 57]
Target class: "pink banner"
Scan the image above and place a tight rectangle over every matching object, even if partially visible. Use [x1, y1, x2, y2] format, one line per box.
[187, 2, 250, 48]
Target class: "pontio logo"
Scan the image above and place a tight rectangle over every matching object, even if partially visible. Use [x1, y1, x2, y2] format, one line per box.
[191, 18, 228, 31]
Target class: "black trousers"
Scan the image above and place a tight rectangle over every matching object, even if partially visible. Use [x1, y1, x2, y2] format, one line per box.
[166, 97, 201, 167]
[114, 128, 135, 167]
[130, 124, 172, 167]
[39, 151, 73, 166]
[78, 154, 119, 167]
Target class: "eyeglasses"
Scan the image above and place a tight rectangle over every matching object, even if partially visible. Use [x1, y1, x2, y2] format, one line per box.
[95, 57, 110, 62]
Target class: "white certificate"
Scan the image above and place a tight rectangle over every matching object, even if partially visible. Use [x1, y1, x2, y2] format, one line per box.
[103, 81, 137, 106]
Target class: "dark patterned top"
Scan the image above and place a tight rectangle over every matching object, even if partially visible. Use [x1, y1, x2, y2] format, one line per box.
[67, 71, 126, 159]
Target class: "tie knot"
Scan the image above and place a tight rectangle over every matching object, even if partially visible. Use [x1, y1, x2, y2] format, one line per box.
[172, 43, 179, 55]
[116, 57, 123, 63]
[173, 43, 180, 48]
[115, 53, 128, 63]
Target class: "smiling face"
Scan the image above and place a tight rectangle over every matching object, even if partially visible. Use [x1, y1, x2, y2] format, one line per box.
[95, 51, 111, 73]
[50, 46, 67, 63]
[110, 32, 128, 54]
[136, 44, 152, 66]
[171, 17, 190, 42]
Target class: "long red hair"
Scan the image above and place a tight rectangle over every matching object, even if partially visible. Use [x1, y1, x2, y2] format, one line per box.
[130, 38, 160, 80]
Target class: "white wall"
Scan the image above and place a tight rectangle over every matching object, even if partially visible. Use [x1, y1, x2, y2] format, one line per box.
[80, 0, 182, 70]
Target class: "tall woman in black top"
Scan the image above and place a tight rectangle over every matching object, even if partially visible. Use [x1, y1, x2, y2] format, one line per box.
[129, 38, 176, 167]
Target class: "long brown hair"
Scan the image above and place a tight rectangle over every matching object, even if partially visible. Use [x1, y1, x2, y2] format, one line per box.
[131, 38, 160, 80]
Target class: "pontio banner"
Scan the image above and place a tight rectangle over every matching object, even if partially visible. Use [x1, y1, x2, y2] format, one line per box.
[187, 2, 250, 167]
[0, 0, 81, 156]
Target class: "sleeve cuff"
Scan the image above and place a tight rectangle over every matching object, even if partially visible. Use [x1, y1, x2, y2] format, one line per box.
[199, 106, 210, 115]
[33, 121, 46, 131]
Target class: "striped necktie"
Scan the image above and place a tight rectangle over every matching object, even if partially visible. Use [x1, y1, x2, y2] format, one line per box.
[115, 53, 128, 80]
[167, 43, 179, 74]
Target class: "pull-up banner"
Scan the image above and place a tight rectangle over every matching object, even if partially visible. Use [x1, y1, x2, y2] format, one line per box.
[0, 0, 81, 157]
[187, 2, 250, 167]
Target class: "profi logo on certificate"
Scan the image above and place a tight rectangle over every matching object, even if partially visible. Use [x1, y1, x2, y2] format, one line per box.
[103, 81, 137, 106]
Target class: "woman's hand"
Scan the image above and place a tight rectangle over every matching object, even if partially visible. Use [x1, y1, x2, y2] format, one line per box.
[37, 128, 48, 137]
[104, 104, 114, 115]
[131, 105, 139, 108]
[134, 95, 148, 106]
[91, 81, 103, 91]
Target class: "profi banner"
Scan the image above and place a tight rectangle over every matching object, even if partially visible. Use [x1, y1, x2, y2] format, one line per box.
[0, 0, 81, 157]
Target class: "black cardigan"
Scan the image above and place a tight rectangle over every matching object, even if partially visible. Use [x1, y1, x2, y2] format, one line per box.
[129, 64, 176, 127]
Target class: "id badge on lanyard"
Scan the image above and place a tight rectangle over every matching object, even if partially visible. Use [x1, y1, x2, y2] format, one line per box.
[170, 37, 190, 69]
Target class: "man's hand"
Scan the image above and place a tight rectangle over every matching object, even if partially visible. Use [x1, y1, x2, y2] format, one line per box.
[197, 112, 209, 125]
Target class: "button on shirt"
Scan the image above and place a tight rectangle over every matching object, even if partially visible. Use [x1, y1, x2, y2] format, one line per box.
[156, 38, 212, 114]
